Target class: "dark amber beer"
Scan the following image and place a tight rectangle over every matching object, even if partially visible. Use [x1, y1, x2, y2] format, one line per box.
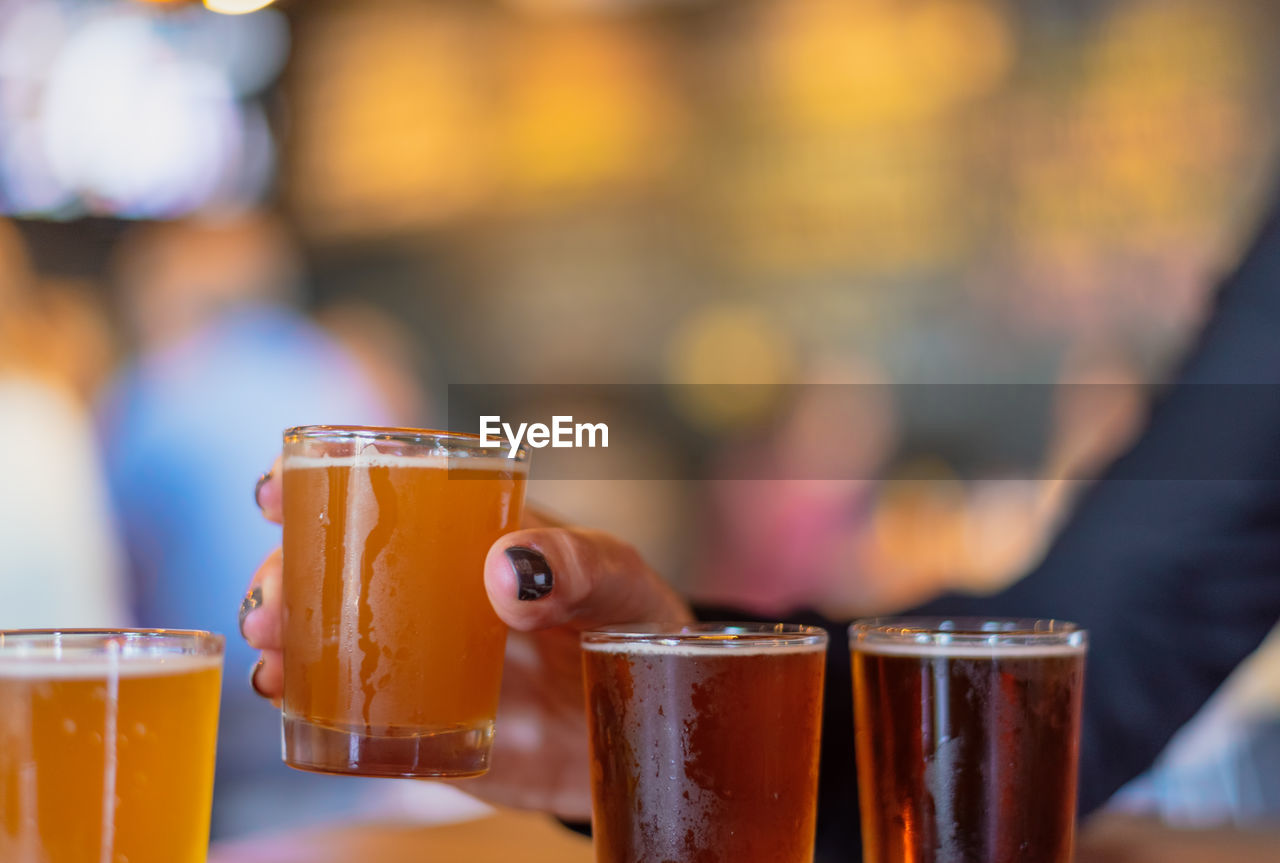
[851, 618, 1087, 863]
[281, 426, 528, 777]
[0, 630, 224, 863]
[582, 624, 827, 863]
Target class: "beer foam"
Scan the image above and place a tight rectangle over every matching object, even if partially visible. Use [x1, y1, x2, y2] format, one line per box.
[0, 653, 223, 680]
[583, 639, 827, 657]
[284, 452, 529, 473]
[852, 640, 1084, 659]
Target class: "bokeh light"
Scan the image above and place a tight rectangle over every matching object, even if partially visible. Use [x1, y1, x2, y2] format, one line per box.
[0, 1, 285, 219]
[204, 0, 277, 15]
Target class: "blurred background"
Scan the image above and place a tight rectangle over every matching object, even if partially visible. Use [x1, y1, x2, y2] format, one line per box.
[2, 0, 1279, 838]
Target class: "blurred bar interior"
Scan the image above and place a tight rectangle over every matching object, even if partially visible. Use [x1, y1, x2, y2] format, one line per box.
[2, 0, 1279, 839]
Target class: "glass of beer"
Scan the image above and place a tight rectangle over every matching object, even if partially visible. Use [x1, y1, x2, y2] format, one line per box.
[281, 425, 529, 777]
[581, 623, 828, 863]
[851, 617, 1087, 863]
[0, 629, 224, 863]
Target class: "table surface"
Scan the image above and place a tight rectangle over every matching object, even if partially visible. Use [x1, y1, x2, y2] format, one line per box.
[1076, 813, 1280, 863]
[209, 808, 1280, 863]
[209, 808, 592, 863]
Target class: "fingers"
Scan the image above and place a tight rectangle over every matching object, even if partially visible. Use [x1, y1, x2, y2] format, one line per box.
[485, 528, 693, 633]
[255, 455, 284, 524]
[241, 548, 283, 651]
[247, 457, 282, 702]
[251, 651, 283, 706]
[241, 547, 284, 701]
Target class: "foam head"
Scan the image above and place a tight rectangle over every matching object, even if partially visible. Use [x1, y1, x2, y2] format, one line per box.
[284, 451, 529, 473]
[0, 652, 223, 680]
[582, 637, 827, 658]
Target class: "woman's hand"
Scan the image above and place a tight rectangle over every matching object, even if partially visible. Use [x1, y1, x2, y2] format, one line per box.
[241, 457, 692, 819]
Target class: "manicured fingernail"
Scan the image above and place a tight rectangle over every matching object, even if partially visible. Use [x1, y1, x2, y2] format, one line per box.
[506, 546, 553, 601]
[254, 471, 272, 510]
[249, 658, 267, 698]
[239, 585, 263, 639]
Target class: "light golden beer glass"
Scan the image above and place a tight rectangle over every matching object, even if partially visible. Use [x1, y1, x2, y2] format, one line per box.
[281, 425, 529, 777]
[0, 629, 224, 863]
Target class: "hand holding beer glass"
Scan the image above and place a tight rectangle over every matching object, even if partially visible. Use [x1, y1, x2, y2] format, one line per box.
[851, 618, 1087, 863]
[280, 426, 529, 777]
[247, 442, 693, 814]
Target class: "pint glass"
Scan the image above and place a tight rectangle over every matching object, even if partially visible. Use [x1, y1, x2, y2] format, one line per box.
[281, 425, 529, 777]
[582, 624, 828, 863]
[0, 629, 224, 863]
[851, 618, 1087, 863]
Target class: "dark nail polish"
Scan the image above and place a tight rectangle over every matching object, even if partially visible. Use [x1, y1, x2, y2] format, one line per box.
[254, 471, 272, 510]
[506, 546, 553, 601]
[239, 585, 263, 638]
[249, 658, 267, 697]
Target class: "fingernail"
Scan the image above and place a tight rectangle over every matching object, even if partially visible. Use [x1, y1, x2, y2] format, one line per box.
[239, 585, 263, 639]
[249, 658, 267, 698]
[506, 546, 553, 601]
[254, 470, 272, 510]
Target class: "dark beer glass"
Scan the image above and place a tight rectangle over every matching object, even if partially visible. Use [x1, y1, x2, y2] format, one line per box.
[851, 618, 1086, 863]
[582, 623, 827, 863]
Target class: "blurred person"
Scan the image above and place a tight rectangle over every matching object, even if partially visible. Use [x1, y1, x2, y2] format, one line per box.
[691, 357, 897, 614]
[314, 299, 433, 426]
[941, 345, 1148, 597]
[1038, 342, 1146, 528]
[241, 173, 1280, 859]
[511, 396, 690, 584]
[0, 218, 128, 629]
[97, 211, 421, 838]
[37, 277, 121, 404]
[857, 457, 972, 606]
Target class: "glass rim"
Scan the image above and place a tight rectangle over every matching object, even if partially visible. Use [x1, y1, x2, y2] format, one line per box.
[0, 628, 226, 656]
[284, 424, 529, 461]
[849, 617, 1086, 652]
[581, 622, 828, 649]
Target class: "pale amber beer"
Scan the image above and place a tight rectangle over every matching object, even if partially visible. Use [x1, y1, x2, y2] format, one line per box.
[851, 618, 1087, 863]
[0, 630, 224, 863]
[582, 624, 828, 863]
[281, 425, 529, 777]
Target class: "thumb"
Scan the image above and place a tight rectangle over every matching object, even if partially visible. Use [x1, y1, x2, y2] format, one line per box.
[485, 528, 693, 632]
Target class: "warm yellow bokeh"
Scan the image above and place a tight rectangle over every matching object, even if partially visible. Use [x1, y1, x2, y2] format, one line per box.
[496, 20, 685, 202]
[757, 0, 1013, 130]
[289, 1, 497, 238]
[1013, 0, 1260, 250]
[664, 304, 798, 431]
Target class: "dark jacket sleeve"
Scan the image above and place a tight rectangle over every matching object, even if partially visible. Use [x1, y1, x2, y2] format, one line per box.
[696, 187, 1280, 862]
[927, 186, 1280, 815]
